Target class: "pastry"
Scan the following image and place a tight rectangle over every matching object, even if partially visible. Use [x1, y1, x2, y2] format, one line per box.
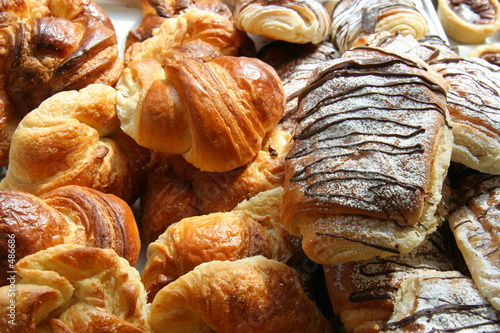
[448, 173, 500, 310]
[0, 185, 141, 286]
[470, 43, 500, 66]
[0, 244, 149, 332]
[0, 84, 150, 204]
[140, 127, 290, 243]
[232, 0, 331, 44]
[117, 42, 285, 172]
[330, 0, 429, 54]
[430, 57, 500, 175]
[437, 0, 500, 44]
[141, 187, 292, 302]
[281, 46, 453, 264]
[148, 256, 332, 332]
[380, 270, 500, 332]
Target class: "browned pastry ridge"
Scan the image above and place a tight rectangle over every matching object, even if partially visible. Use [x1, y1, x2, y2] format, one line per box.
[117, 42, 285, 173]
[148, 256, 332, 333]
[0, 84, 151, 204]
[0, 244, 149, 332]
[0, 0, 123, 167]
[282, 46, 453, 265]
[0, 185, 141, 286]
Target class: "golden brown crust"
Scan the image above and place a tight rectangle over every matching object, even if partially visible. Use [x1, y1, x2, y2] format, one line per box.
[148, 256, 331, 332]
[470, 43, 500, 66]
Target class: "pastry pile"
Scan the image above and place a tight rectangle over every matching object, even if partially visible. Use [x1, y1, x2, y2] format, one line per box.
[1, 0, 500, 332]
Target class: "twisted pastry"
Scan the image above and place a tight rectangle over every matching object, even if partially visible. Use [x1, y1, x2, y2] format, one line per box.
[330, 0, 429, 54]
[117, 42, 284, 172]
[0, 84, 150, 204]
[281, 46, 452, 264]
[0, 244, 149, 332]
[0, 185, 141, 286]
[148, 256, 331, 332]
[232, 0, 331, 44]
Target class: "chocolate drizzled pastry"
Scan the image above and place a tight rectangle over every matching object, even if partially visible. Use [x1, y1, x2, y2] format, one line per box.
[281, 46, 453, 265]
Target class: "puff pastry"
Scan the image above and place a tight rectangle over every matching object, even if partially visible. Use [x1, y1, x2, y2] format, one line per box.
[431, 57, 500, 175]
[330, 0, 429, 54]
[232, 0, 331, 44]
[281, 46, 453, 264]
[0, 244, 149, 332]
[0, 84, 150, 204]
[148, 256, 331, 332]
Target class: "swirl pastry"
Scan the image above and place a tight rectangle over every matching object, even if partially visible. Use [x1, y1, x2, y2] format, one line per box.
[448, 173, 500, 310]
[117, 43, 284, 173]
[0, 185, 141, 286]
[232, 0, 331, 44]
[380, 271, 500, 332]
[437, 0, 500, 44]
[330, 0, 429, 54]
[0, 84, 150, 204]
[281, 46, 453, 265]
[0, 244, 149, 332]
[140, 127, 290, 243]
[141, 187, 292, 302]
[430, 57, 500, 175]
[148, 256, 331, 332]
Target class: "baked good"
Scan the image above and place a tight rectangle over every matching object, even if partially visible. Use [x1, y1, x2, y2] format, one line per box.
[148, 256, 331, 332]
[124, 4, 255, 65]
[470, 43, 500, 66]
[0, 84, 150, 204]
[448, 173, 500, 310]
[258, 40, 340, 132]
[117, 42, 285, 172]
[281, 46, 453, 264]
[437, 0, 500, 44]
[232, 0, 331, 44]
[0, 244, 149, 332]
[430, 57, 500, 175]
[330, 0, 429, 54]
[0, 185, 141, 286]
[323, 225, 459, 333]
[380, 270, 500, 332]
[141, 187, 292, 302]
[140, 127, 290, 243]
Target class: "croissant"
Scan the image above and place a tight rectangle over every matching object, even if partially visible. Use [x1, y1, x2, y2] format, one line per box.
[330, 0, 429, 54]
[232, 0, 331, 44]
[281, 46, 452, 265]
[117, 43, 285, 172]
[0, 84, 151, 204]
[430, 57, 500, 175]
[0, 244, 149, 332]
[0, 185, 141, 286]
[140, 126, 290, 243]
[148, 256, 332, 332]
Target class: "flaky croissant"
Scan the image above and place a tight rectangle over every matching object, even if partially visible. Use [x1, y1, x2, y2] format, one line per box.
[148, 256, 331, 332]
[0, 84, 150, 204]
[0, 185, 141, 286]
[0, 244, 149, 332]
[117, 42, 285, 172]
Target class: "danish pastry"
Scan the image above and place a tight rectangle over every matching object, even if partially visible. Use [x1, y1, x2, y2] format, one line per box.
[281, 46, 452, 264]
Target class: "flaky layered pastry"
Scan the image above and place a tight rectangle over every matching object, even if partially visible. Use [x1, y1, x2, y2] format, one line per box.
[437, 0, 500, 44]
[148, 256, 331, 332]
[282, 46, 453, 264]
[117, 42, 284, 172]
[0, 185, 141, 285]
[141, 187, 292, 302]
[140, 127, 290, 243]
[0, 244, 149, 332]
[430, 57, 500, 175]
[449, 173, 500, 310]
[380, 271, 500, 332]
[0, 84, 150, 204]
[330, 0, 429, 54]
[232, 0, 331, 44]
